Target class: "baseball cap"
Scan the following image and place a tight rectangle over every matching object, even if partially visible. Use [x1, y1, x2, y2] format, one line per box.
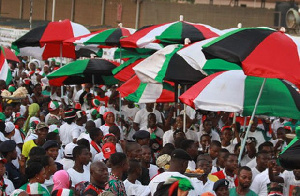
[36, 122, 48, 130]
[213, 179, 229, 192]
[102, 142, 116, 159]
[43, 140, 59, 151]
[64, 142, 77, 158]
[171, 149, 192, 161]
[5, 122, 15, 133]
[48, 100, 61, 112]
[0, 140, 16, 153]
[133, 130, 150, 140]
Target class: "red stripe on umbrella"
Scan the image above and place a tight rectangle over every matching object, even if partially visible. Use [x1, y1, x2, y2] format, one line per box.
[3, 47, 19, 63]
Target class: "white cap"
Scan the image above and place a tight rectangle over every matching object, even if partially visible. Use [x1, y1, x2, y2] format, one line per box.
[64, 142, 78, 158]
[5, 122, 15, 133]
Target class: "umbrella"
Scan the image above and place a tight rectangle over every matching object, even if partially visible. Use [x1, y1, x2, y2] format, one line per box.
[202, 27, 300, 86]
[120, 18, 222, 50]
[12, 19, 90, 60]
[78, 27, 136, 47]
[47, 58, 119, 86]
[112, 57, 145, 82]
[278, 127, 300, 169]
[133, 44, 207, 84]
[118, 75, 175, 103]
[0, 46, 12, 85]
[3, 47, 20, 63]
[179, 70, 300, 119]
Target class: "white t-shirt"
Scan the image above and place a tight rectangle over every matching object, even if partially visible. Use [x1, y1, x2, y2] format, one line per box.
[250, 169, 283, 196]
[13, 128, 24, 144]
[251, 167, 263, 180]
[197, 130, 220, 142]
[282, 170, 300, 195]
[77, 132, 91, 142]
[123, 179, 150, 196]
[163, 129, 174, 146]
[4, 178, 15, 195]
[59, 122, 80, 145]
[59, 158, 75, 171]
[134, 108, 162, 129]
[187, 160, 196, 171]
[93, 152, 105, 163]
[222, 142, 236, 153]
[190, 177, 215, 195]
[149, 164, 159, 179]
[246, 130, 266, 148]
[67, 167, 90, 187]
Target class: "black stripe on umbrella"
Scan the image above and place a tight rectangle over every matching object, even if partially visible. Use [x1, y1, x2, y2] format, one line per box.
[165, 53, 206, 84]
[203, 28, 275, 63]
[282, 80, 300, 111]
[181, 22, 205, 43]
[105, 28, 123, 46]
[13, 25, 47, 47]
[83, 59, 117, 74]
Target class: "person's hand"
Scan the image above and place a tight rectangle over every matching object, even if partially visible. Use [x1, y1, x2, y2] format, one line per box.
[275, 139, 284, 149]
[19, 154, 26, 168]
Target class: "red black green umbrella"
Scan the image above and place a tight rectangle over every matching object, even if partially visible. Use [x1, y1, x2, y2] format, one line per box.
[47, 58, 119, 86]
[118, 75, 175, 103]
[12, 19, 90, 60]
[112, 57, 145, 82]
[202, 27, 300, 86]
[120, 20, 222, 50]
[278, 127, 300, 169]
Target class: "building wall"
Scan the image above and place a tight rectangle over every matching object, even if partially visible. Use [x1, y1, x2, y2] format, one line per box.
[0, 0, 277, 30]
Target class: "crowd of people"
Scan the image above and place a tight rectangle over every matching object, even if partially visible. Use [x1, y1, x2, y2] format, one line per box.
[0, 57, 299, 196]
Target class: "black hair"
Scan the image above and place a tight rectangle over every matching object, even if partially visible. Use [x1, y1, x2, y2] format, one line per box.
[0, 121, 5, 134]
[77, 138, 90, 151]
[73, 145, 88, 159]
[180, 140, 195, 151]
[237, 166, 251, 176]
[258, 141, 273, 152]
[219, 148, 230, 154]
[27, 155, 51, 168]
[200, 134, 211, 141]
[160, 143, 175, 156]
[210, 140, 221, 148]
[25, 162, 44, 179]
[224, 153, 238, 160]
[128, 159, 141, 174]
[46, 132, 59, 141]
[125, 142, 140, 154]
[89, 128, 102, 141]
[108, 125, 120, 136]
[148, 113, 156, 120]
[29, 146, 46, 159]
[256, 151, 270, 158]
[109, 152, 127, 167]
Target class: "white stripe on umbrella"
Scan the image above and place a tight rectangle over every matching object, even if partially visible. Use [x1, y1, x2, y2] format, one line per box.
[289, 35, 300, 62]
[136, 22, 176, 49]
[138, 83, 164, 103]
[190, 70, 246, 112]
[133, 44, 179, 83]
[177, 38, 215, 73]
[18, 46, 46, 60]
[0, 59, 10, 82]
[70, 22, 90, 37]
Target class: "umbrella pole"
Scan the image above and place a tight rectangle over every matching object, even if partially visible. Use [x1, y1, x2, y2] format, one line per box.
[183, 85, 187, 132]
[177, 84, 181, 116]
[238, 78, 267, 164]
[60, 43, 63, 99]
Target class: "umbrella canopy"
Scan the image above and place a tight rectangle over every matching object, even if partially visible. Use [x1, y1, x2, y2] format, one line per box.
[3, 47, 20, 63]
[0, 46, 12, 85]
[179, 70, 300, 119]
[202, 27, 300, 86]
[47, 58, 119, 86]
[133, 44, 207, 84]
[12, 19, 90, 60]
[112, 57, 145, 82]
[78, 27, 136, 47]
[120, 20, 222, 50]
[118, 75, 175, 103]
[278, 127, 300, 169]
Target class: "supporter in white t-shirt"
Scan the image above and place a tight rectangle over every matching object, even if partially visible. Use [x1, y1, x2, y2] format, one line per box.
[67, 145, 91, 187]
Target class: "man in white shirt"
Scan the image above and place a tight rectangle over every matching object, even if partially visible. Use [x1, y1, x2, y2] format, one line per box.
[59, 109, 80, 146]
[251, 151, 270, 180]
[59, 142, 76, 171]
[67, 145, 91, 187]
[149, 149, 196, 195]
[197, 119, 220, 142]
[133, 103, 163, 131]
[181, 139, 198, 171]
